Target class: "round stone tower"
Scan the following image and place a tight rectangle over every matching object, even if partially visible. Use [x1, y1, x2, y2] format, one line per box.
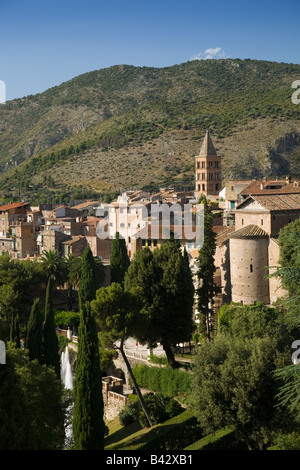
[229, 224, 270, 305]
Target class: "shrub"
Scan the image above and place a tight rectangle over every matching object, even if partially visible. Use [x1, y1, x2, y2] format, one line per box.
[138, 393, 183, 428]
[119, 400, 140, 427]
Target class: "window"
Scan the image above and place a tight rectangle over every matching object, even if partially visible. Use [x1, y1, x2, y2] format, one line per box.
[242, 219, 244, 225]
[209, 173, 213, 180]
[197, 162, 200, 169]
[202, 184, 205, 191]
[261, 219, 263, 225]
[201, 173, 205, 180]
[250, 264, 253, 273]
[214, 161, 219, 168]
[202, 162, 205, 168]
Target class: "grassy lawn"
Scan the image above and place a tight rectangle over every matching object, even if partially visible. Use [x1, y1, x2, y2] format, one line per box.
[104, 409, 202, 451]
[105, 417, 143, 448]
[105, 411, 248, 451]
[184, 427, 246, 450]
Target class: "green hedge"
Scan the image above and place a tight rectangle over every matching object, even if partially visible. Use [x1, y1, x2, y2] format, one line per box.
[133, 364, 191, 396]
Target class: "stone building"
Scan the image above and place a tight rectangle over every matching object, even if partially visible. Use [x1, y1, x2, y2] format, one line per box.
[195, 131, 222, 200]
[216, 193, 300, 305]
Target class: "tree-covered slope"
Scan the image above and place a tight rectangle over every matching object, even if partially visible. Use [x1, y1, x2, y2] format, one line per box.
[0, 59, 300, 203]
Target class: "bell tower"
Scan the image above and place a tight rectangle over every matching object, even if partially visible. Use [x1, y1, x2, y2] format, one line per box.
[195, 131, 222, 199]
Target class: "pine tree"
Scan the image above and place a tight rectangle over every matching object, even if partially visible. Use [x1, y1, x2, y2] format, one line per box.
[43, 277, 60, 377]
[26, 298, 43, 363]
[196, 198, 219, 340]
[73, 248, 105, 449]
[110, 232, 130, 286]
[124, 241, 194, 368]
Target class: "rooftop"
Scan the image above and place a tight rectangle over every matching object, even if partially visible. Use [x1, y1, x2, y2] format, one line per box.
[240, 178, 300, 196]
[199, 131, 218, 157]
[0, 202, 29, 212]
[229, 224, 269, 239]
[71, 200, 100, 210]
[237, 193, 300, 211]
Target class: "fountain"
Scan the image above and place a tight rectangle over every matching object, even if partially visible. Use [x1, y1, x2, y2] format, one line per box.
[61, 346, 74, 390]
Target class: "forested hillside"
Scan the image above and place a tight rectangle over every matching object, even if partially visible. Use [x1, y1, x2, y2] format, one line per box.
[0, 59, 299, 203]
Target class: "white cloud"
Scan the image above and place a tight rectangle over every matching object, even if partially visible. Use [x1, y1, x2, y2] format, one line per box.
[190, 47, 229, 61]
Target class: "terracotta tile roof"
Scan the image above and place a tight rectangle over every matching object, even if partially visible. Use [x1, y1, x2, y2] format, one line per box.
[0, 202, 29, 212]
[237, 194, 300, 211]
[71, 201, 99, 210]
[229, 224, 269, 239]
[215, 226, 235, 245]
[240, 179, 300, 196]
[254, 193, 300, 210]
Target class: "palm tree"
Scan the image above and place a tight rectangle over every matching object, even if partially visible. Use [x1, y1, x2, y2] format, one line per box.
[66, 254, 82, 310]
[66, 253, 105, 311]
[41, 249, 68, 286]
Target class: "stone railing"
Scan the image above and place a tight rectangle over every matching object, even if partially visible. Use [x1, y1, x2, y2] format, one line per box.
[107, 391, 127, 404]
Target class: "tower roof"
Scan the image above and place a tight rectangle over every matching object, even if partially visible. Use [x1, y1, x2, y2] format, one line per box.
[199, 131, 217, 156]
[229, 224, 269, 239]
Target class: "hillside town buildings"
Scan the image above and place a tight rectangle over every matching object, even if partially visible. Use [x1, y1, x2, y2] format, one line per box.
[0, 131, 299, 326]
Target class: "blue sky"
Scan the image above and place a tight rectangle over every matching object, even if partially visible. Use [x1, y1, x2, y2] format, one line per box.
[0, 0, 299, 100]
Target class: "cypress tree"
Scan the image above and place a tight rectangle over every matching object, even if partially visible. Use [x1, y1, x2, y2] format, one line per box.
[26, 298, 43, 363]
[73, 247, 105, 449]
[43, 277, 60, 377]
[79, 245, 97, 309]
[10, 314, 20, 348]
[196, 197, 219, 340]
[110, 232, 130, 286]
[72, 302, 104, 450]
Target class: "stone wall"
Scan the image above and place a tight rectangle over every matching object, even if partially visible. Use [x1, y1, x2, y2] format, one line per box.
[230, 237, 270, 304]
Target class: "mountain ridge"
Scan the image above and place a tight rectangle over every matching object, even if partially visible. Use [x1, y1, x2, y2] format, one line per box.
[0, 58, 300, 203]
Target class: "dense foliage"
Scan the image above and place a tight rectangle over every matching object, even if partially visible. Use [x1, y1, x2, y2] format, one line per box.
[190, 302, 297, 449]
[132, 364, 191, 398]
[0, 346, 65, 450]
[124, 241, 194, 368]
